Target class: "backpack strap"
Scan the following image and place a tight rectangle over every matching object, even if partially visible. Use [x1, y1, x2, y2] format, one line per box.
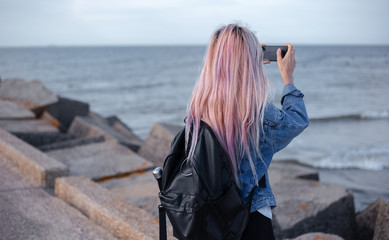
[158, 205, 167, 240]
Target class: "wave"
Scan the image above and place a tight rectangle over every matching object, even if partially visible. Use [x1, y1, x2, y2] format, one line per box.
[294, 144, 389, 171]
[309, 109, 389, 121]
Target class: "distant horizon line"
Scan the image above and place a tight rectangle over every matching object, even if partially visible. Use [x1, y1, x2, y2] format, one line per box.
[0, 43, 388, 48]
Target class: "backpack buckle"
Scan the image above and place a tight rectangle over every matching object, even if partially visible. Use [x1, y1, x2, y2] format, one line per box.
[180, 157, 193, 177]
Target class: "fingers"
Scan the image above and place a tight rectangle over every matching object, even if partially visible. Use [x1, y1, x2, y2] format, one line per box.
[263, 60, 271, 64]
[276, 48, 282, 62]
[285, 43, 293, 57]
[284, 43, 296, 64]
[285, 43, 293, 51]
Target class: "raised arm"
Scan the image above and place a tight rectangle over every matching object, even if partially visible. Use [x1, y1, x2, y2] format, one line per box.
[269, 43, 309, 152]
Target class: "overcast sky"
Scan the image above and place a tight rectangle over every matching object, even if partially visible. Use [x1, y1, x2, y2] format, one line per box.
[0, 0, 388, 47]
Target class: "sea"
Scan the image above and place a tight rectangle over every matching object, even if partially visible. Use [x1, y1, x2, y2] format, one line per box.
[0, 45, 388, 212]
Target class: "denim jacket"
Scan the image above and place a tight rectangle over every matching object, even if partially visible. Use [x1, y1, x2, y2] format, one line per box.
[238, 84, 309, 212]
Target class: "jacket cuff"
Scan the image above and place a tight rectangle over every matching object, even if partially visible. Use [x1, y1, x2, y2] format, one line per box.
[281, 84, 304, 105]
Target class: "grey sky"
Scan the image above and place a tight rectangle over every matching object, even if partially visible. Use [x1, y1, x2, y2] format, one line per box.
[0, 0, 388, 46]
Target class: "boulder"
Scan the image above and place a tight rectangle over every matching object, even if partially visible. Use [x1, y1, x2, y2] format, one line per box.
[271, 177, 356, 240]
[0, 78, 58, 117]
[138, 122, 182, 166]
[68, 112, 142, 151]
[0, 100, 35, 119]
[46, 96, 89, 132]
[373, 201, 389, 240]
[285, 232, 344, 240]
[355, 198, 384, 240]
[46, 142, 153, 180]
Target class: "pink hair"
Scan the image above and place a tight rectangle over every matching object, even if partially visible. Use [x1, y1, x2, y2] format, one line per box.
[185, 23, 270, 186]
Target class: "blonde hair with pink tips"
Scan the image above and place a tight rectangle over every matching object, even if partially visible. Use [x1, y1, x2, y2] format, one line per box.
[185, 23, 270, 185]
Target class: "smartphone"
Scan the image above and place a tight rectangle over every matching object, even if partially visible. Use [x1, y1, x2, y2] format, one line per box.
[262, 46, 288, 62]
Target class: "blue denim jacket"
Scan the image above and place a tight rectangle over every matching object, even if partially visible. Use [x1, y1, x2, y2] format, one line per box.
[238, 84, 309, 212]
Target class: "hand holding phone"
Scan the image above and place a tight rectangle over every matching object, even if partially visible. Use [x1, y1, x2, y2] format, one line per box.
[262, 46, 288, 62]
[276, 43, 296, 85]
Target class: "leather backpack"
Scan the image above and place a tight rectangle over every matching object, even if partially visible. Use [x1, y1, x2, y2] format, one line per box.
[155, 120, 254, 240]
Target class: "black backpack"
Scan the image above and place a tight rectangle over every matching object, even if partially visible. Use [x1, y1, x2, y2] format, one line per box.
[154, 120, 254, 240]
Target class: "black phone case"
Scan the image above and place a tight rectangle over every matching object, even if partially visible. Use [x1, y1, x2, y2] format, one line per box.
[262, 46, 288, 61]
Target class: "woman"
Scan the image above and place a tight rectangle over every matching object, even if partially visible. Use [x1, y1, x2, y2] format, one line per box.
[184, 24, 309, 239]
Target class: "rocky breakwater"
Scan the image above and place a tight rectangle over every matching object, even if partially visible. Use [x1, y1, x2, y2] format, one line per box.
[1, 78, 388, 240]
[0, 78, 172, 239]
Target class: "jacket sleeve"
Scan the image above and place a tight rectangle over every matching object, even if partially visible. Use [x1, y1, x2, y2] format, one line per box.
[267, 84, 309, 153]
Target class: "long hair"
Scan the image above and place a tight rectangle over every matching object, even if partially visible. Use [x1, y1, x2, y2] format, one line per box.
[185, 23, 270, 186]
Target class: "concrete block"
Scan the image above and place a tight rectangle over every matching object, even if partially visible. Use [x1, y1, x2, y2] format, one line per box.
[38, 135, 105, 152]
[271, 178, 356, 240]
[269, 161, 319, 185]
[12, 132, 75, 147]
[68, 112, 141, 151]
[355, 198, 383, 240]
[285, 232, 344, 240]
[55, 176, 175, 240]
[138, 122, 182, 166]
[0, 100, 35, 119]
[46, 142, 153, 180]
[373, 201, 389, 240]
[0, 154, 34, 190]
[0, 119, 59, 133]
[46, 96, 89, 132]
[41, 111, 61, 129]
[99, 170, 160, 218]
[106, 115, 143, 150]
[0, 128, 69, 187]
[0, 151, 115, 239]
[0, 188, 116, 240]
[0, 78, 58, 117]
